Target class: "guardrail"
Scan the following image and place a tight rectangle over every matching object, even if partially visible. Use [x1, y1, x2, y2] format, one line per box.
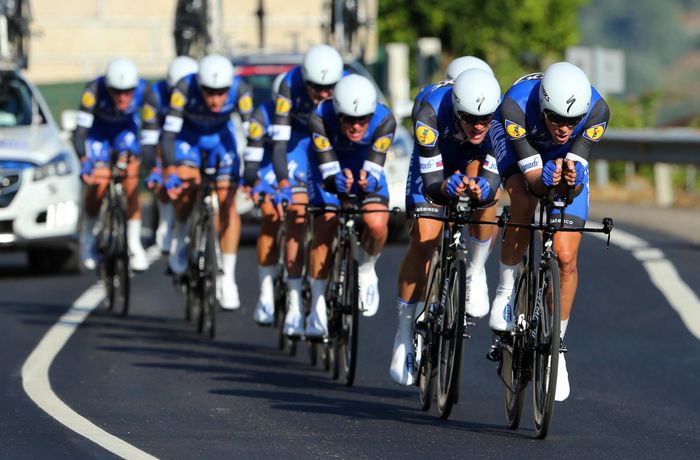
[594, 128, 700, 207]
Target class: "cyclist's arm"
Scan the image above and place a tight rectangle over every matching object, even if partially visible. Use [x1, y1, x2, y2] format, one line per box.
[140, 85, 161, 172]
[308, 109, 341, 193]
[160, 79, 188, 169]
[242, 107, 266, 186]
[363, 111, 396, 180]
[235, 79, 254, 133]
[72, 81, 98, 160]
[474, 152, 501, 206]
[567, 98, 610, 165]
[270, 78, 293, 185]
[414, 101, 450, 204]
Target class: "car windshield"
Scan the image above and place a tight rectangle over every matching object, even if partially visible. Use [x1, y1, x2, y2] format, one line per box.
[0, 73, 45, 127]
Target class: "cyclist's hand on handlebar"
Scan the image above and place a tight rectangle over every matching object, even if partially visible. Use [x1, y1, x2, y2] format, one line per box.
[466, 176, 490, 201]
[165, 174, 183, 200]
[358, 169, 380, 193]
[145, 169, 163, 191]
[274, 186, 292, 216]
[334, 169, 354, 194]
[80, 159, 94, 185]
[541, 158, 563, 187]
[443, 173, 468, 198]
[564, 159, 585, 187]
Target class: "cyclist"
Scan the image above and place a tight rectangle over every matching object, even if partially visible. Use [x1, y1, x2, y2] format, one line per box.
[488, 62, 610, 401]
[241, 72, 287, 325]
[74, 57, 151, 272]
[390, 68, 502, 385]
[303, 74, 396, 338]
[161, 54, 254, 310]
[142, 56, 199, 254]
[267, 44, 346, 336]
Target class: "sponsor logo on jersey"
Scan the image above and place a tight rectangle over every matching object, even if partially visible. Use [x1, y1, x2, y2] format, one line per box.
[583, 122, 606, 142]
[517, 156, 542, 173]
[372, 134, 393, 153]
[415, 121, 438, 147]
[170, 90, 186, 109]
[505, 119, 527, 139]
[482, 154, 499, 174]
[142, 104, 156, 123]
[419, 156, 443, 173]
[239, 94, 253, 113]
[81, 90, 96, 109]
[312, 133, 332, 152]
[248, 120, 265, 140]
[275, 95, 292, 116]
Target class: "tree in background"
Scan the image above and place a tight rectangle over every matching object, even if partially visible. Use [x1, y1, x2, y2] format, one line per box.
[378, 0, 587, 89]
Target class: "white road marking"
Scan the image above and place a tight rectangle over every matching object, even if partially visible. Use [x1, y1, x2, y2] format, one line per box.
[589, 223, 700, 340]
[21, 249, 161, 459]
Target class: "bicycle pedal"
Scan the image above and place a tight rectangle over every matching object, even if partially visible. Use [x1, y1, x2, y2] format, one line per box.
[559, 341, 568, 353]
[463, 332, 472, 339]
[486, 346, 502, 362]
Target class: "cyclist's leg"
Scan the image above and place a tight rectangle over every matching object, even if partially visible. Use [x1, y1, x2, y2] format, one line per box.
[358, 178, 389, 317]
[155, 148, 174, 253]
[81, 136, 111, 270]
[254, 162, 281, 324]
[214, 128, 242, 310]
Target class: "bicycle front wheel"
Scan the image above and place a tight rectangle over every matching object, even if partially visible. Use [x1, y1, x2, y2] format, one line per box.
[436, 257, 466, 420]
[503, 266, 529, 430]
[339, 242, 359, 386]
[199, 219, 218, 339]
[417, 248, 441, 412]
[532, 257, 561, 439]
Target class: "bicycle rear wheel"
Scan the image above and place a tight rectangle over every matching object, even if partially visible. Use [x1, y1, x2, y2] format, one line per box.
[417, 248, 441, 411]
[532, 258, 561, 439]
[273, 263, 287, 350]
[502, 267, 529, 429]
[436, 257, 466, 420]
[114, 205, 130, 316]
[339, 249, 359, 386]
[200, 220, 218, 339]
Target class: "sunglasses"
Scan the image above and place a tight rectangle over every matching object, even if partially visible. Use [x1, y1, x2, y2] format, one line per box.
[306, 81, 335, 92]
[456, 111, 494, 125]
[108, 87, 135, 95]
[338, 113, 372, 124]
[543, 109, 583, 127]
[200, 86, 230, 96]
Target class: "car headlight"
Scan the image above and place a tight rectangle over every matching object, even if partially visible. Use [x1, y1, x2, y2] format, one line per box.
[33, 152, 73, 181]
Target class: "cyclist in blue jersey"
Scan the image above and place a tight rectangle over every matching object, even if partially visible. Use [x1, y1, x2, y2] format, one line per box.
[488, 62, 610, 401]
[240, 72, 288, 325]
[160, 54, 254, 310]
[142, 56, 199, 254]
[390, 69, 503, 385]
[267, 45, 346, 336]
[73, 58, 152, 272]
[303, 74, 396, 338]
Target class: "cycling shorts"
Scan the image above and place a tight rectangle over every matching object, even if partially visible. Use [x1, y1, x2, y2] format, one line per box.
[86, 125, 140, 165]
[174, 121, 240, 183]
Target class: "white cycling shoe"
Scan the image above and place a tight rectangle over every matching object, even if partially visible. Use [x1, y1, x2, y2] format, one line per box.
[359, 269, 380, 317]
[283, 293, 304, 337]
[305, 295, 328, 338]
[168, 223, 188, 275]
[155, 220, 171, 255]
[127, 220, 149, 272]
[555, 352, 570, 401]
[218, 277, 240, 310]
[489, 285, 515, 332]
[465, 267, 490, 318]
[254, 296, 275, 325]
[390, 301, 417, 385]
[81, 231, 98, 271]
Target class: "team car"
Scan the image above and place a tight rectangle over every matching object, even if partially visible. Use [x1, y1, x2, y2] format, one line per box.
[0, 65, 82, 272]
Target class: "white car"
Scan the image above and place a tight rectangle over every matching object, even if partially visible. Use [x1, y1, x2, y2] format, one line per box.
[0, 65, 82, 272]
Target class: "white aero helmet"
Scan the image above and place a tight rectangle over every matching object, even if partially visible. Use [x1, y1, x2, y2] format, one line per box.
[452, 68, 502, 116]
[445, 56, 494, 80]
[105, 58, 138, 90]
[539, 62, 591, 118]
[302, 44, 344, 85]
[271, 72, 286, 99]
[167, 56, 199, 88]
[198, 54, 234, 89]
[333, 74, 377, 117]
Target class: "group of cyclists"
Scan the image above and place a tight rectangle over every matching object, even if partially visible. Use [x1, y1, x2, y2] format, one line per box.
[74, 43, 609, 404]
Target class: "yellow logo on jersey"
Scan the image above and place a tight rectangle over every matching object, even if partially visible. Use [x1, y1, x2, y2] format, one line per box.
[248, 120, 264, 140]
[583, 122, 606, 142]
[275, 95, 292, 116]
[142, 104, 156, 122]
[505, 119, 527, 139]
[312, 133, 332, 152]
[81, 90, 96, 109]
[170, 90, 186, 109]
[415, 122, 438, 147]
[239, 94, 253, 113]
[373, 134, 393, 153]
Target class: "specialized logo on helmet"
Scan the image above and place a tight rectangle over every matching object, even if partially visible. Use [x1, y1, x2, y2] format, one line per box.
[583, 122, 606, 142]
[142, 104, 156, 123]
[239, 94, 253, 114]
[81, 90, 96, 109]
[321, 68, 328, 82]
[170, 90, 186, 109]
[415, 121, 438, 147]
[275, 95, 292, 116]
[352, 97, 360, 114]
[476, 94, 485, 112]
[372, 134, 393, 153]
[312, 133, 332, 152]
[248, 120, 265, 140]
[505, 119, 527, 140]
[566, 95, 576, 114]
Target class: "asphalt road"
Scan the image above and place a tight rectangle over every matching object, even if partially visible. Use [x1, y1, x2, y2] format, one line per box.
[1, 216, 699, 459]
